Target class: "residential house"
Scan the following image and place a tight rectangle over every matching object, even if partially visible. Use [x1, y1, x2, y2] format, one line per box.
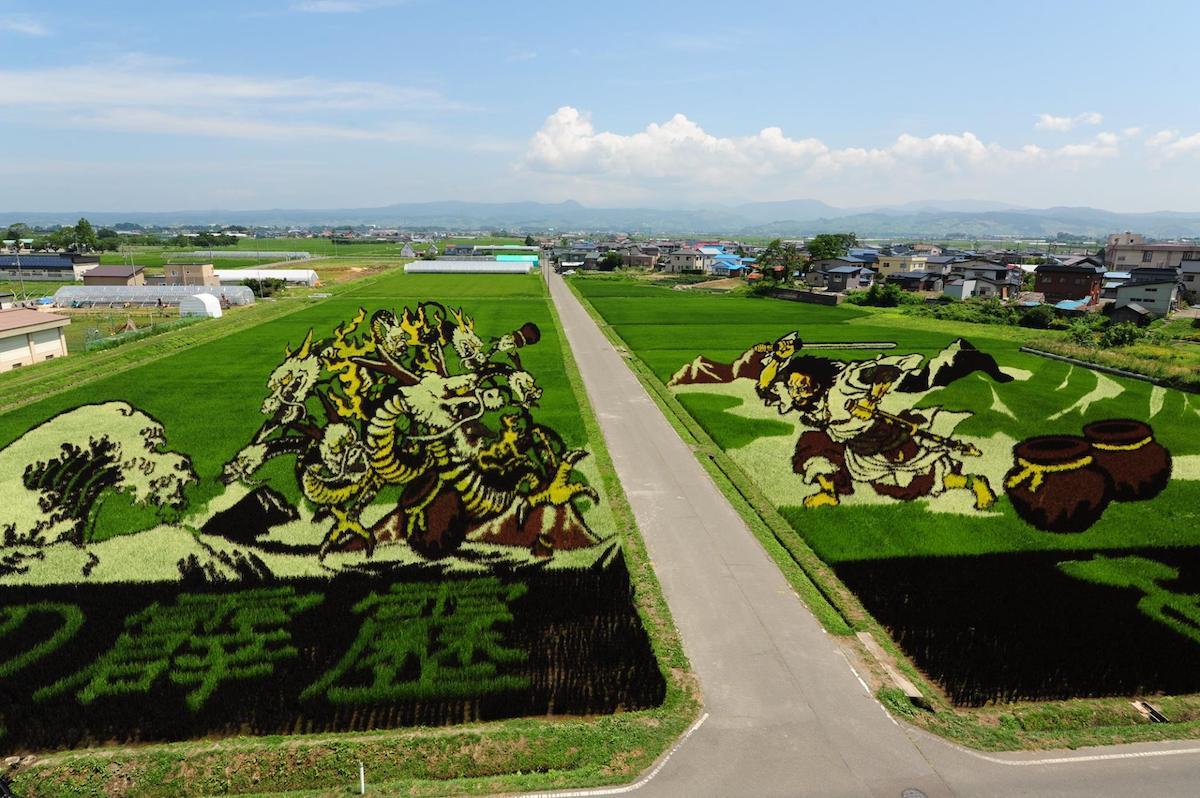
[1182, 260, 1200, 300]
[400, 243, 416, 258]
[659, 248, 712, 274]
[943, 278, 977, 301]
[1101, 271, 1133, 300]
[83, 265, 146, 287]
[911, 243, 943, 255]
[819, 265, 876, 292]
[1113, 278, 1180, 317]
[922, 255, 959, 275]
[1033, 262, 1105, 304]
[1106, 232, 1200, 269]
[0, 307, 70, 370]
[888, 271, 944, 292]
[875, 253, 928, 277]
[620, 246, 659, 269]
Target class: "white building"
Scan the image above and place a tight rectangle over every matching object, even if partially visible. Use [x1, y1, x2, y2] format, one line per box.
[0, 308, 70, 371]
[214, 269, 320, 287]
[1114, 279, 1180, 316]
[1182, 260, 1200, 300]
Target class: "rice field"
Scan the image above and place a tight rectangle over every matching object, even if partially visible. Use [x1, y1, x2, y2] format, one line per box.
[575, 274, 1200, 705]
[0, 270, 666, 758]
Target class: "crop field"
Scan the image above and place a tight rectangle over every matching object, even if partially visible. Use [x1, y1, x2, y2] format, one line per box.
[574, 275, 1200, 707]
[0, 271, 666, 761]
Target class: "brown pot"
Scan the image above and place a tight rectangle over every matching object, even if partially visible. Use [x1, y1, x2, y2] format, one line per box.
[1083, 419, 1172, 502]
[1004, 435, 1112, 533]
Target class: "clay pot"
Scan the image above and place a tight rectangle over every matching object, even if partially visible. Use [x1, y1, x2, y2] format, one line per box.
[1004, 435, 1112, 533]
[1083, 419, 1172, 502]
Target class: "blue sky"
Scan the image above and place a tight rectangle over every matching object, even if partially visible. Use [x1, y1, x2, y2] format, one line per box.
[3, 0, 1198, 212]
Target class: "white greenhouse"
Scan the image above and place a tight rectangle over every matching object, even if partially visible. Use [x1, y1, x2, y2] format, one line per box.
[404, 260, 533, 275]
[179, 293, 223, 318]
[53, 285, 256, 308]
[215, 269, 320, 286]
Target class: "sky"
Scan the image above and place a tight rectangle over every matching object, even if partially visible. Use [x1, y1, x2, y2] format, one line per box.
[2, 0, 1199, 213]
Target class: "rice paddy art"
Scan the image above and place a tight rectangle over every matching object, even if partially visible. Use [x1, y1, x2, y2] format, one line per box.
[0, 300, 664, 753]
[576, 279, 1200, 705]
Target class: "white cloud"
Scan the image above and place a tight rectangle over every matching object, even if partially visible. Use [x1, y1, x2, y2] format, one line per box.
[0, 14, 48, 36]
[71, 109, 425, 142]
[506, 50, 538, 63]
[1035, 111, 1104, 131]
[1146, 129, 1200, 159]
[291, 0, 406, 12]
[524, 107, 1114, 187]
[0, 59, 457, 142]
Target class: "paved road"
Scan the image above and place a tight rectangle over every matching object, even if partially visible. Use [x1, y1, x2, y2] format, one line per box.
[545, 269, 1200, 798]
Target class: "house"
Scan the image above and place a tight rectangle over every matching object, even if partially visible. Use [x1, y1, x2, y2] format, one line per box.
[1106, 232, 1200, 268]
[0, 291, 14, 309]
[1182, 260, 1200, 300]
[1101, 271, 1133, 299]
[911, 243, 943, 255]
[400, 243, 416, 258]
[1113, 279, 1179, 317]
[82, 265, 146, 287]
[875, 253, 928, 277]
[820, 265, 876, 292]
[658, 248, 712, 274]
[1109, 302, 1152, 327]
[163, 263, 219, 287]
[923, 255, 959, 275]
[888, 271, 944, 292]
[0, 307, 70, 370]
[1033, 262, 1105, 304]
[620, 246, 659, 269]
[943, 278, 977, 301]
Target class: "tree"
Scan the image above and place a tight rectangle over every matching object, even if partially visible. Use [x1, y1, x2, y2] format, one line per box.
[524, 235, 536, 247]
[600, 251, 624, 271]
[3, 223, 31, 243]
[805, 233, 858, 262]
[74, 218, 97, 251]
[755, 239, 805, 282]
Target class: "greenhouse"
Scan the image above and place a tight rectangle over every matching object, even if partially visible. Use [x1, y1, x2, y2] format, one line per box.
[53, 285, 256, 308]
[215, 269, 320, 286]
[179, 293, 224, 318]
[404, 260, 534, 274]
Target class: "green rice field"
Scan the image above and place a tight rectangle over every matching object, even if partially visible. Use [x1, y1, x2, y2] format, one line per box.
[573, 273, 1200, 707]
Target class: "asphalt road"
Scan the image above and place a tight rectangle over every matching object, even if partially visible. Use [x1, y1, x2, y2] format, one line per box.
[544, 268, 1200, 798]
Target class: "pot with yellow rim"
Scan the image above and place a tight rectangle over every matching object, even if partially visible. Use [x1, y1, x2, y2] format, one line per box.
[1082, 419, 1171, 502]
[1004, 435, 1113, 533]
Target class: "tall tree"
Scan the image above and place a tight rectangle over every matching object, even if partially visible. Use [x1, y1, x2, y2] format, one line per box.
[805, 233, 858, 262]
[756, 239, 805, 281]
[73, 218, 98, 251]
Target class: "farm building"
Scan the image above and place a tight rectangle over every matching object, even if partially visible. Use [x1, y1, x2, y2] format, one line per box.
[179, 293, 223, 319]
[164, 263, 219, 287]
[53, 285, 256, 308]
[214, 269, 320, 286]
[404, 261, 534, 274]
[83, 265, 146, 286]
[0, 253, 100, 281]
[0, 307, 70, 370]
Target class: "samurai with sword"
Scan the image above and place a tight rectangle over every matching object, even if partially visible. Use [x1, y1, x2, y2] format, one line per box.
[755, 332, 1007, 510]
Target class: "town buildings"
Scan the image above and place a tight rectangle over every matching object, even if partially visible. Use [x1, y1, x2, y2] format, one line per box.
[1106, 232, 1200, 269]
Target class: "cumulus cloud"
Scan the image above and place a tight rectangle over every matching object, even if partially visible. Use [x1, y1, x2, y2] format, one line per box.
[524, 106, 1114, 187]
[1035, 111, 1104, 131]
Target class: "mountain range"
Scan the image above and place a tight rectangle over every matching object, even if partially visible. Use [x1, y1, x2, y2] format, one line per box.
[5, 200, 1200, 239]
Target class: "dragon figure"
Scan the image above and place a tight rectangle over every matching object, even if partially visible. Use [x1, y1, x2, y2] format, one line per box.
[223, 302, 597, 558]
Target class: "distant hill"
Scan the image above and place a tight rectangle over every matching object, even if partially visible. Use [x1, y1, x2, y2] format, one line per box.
[4, 199, 1200, 238]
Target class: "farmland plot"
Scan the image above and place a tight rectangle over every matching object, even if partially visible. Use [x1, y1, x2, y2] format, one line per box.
[0, 274, 664, 754]
[576, 277, 1200, 706]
